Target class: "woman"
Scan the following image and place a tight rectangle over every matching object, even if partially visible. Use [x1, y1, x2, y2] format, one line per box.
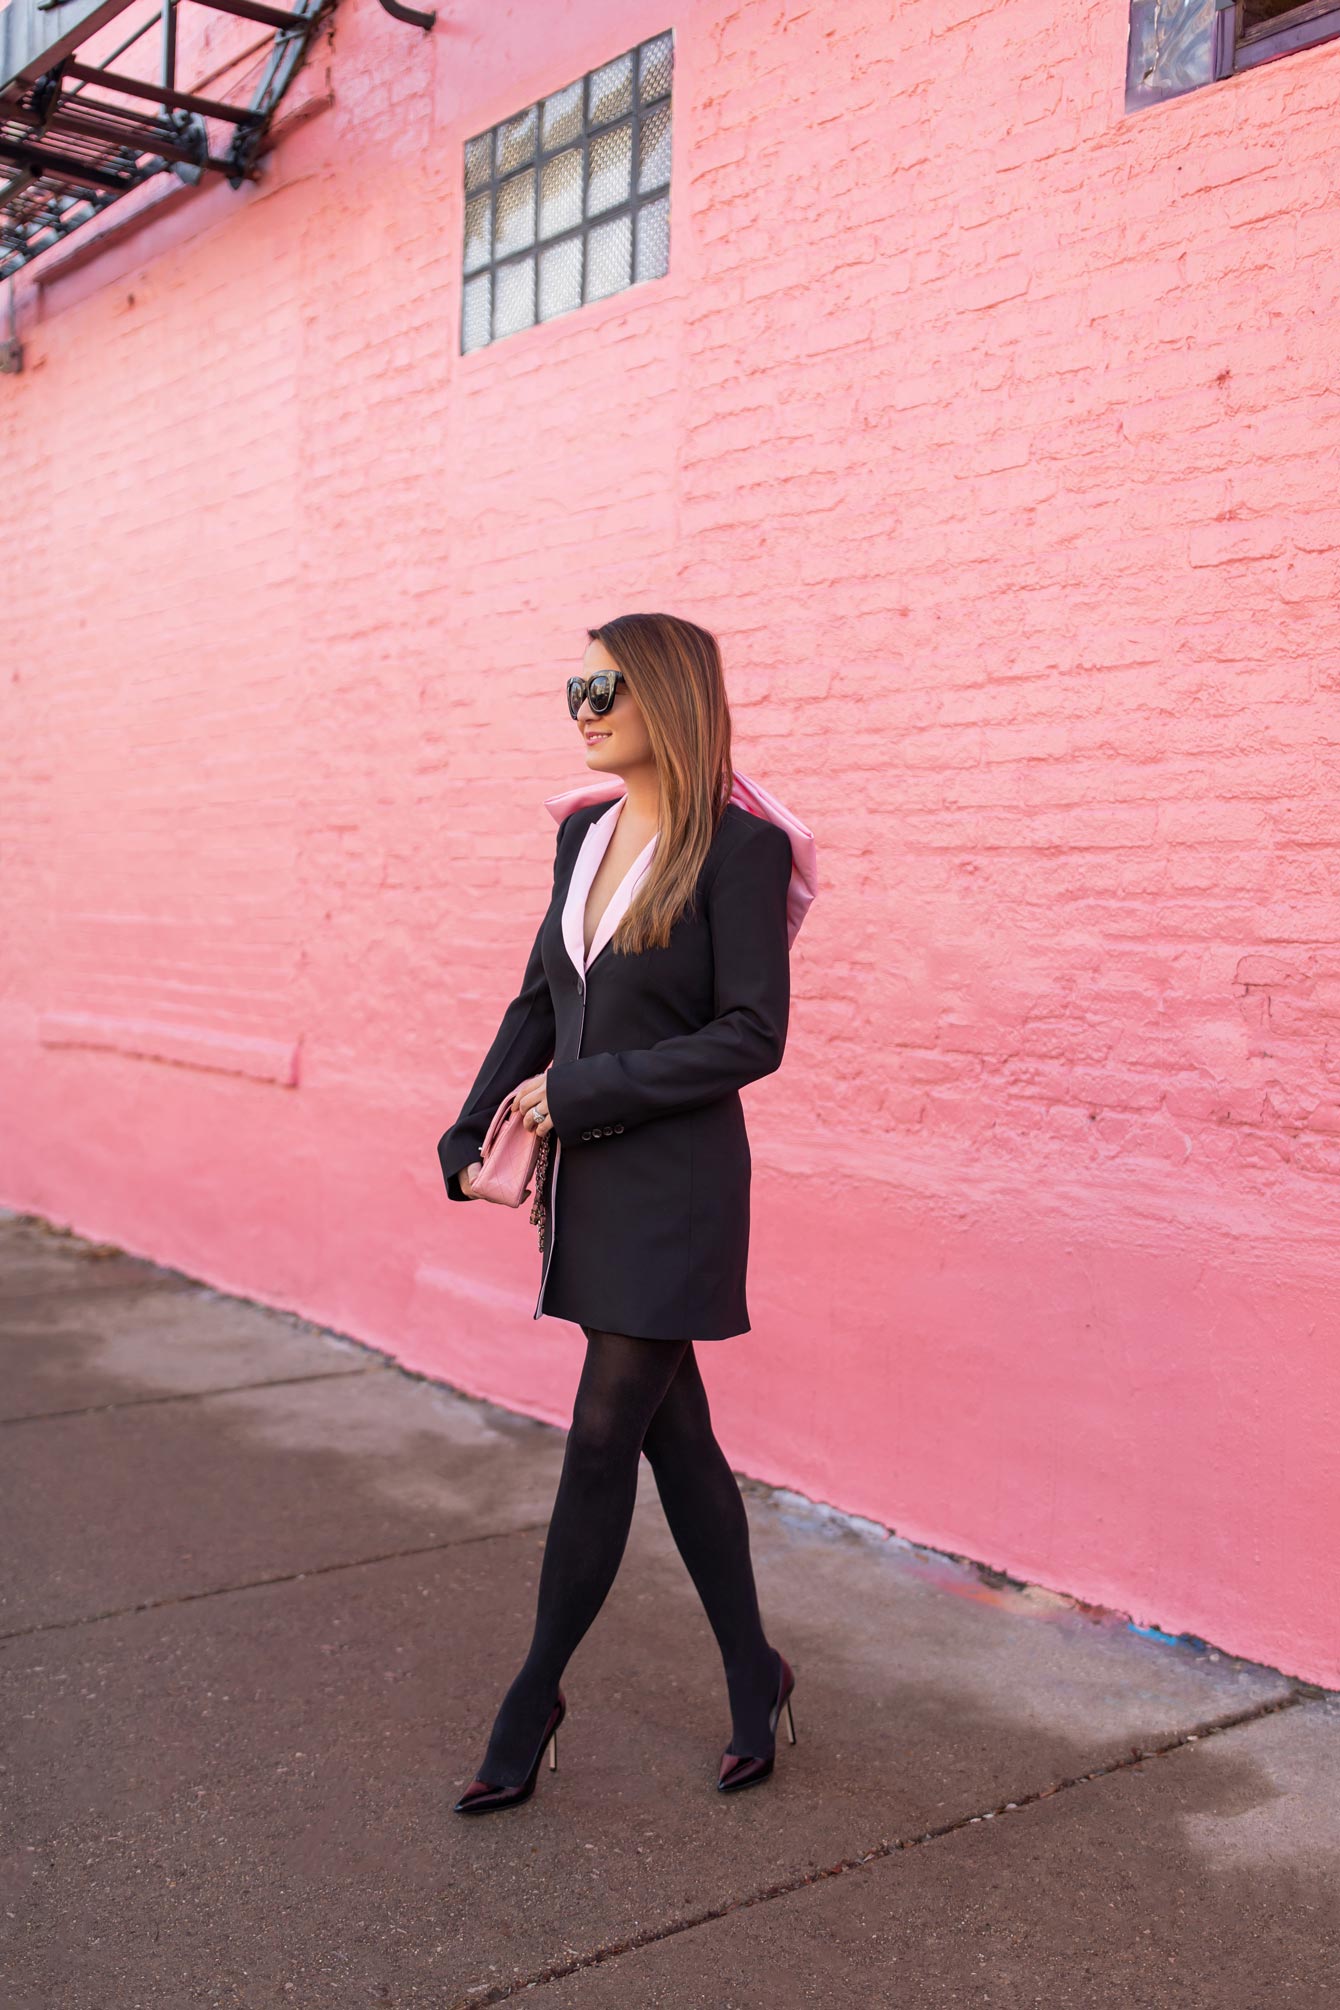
[436, 611, 813, 1813]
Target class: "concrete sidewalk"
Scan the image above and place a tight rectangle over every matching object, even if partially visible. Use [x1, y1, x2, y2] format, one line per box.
[2, 1210, 1336, 2009]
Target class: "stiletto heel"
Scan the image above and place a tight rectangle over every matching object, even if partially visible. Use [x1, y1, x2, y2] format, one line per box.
[716, 1651, 796, 1793]
[453, 1689, 566, 1815]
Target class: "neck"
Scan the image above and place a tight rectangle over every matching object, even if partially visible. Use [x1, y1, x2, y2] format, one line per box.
[618, 766, 662, 830]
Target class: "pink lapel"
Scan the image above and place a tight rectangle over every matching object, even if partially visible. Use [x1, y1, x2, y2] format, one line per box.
[545, 766, 817, 948]
[561, 796, 660, 981]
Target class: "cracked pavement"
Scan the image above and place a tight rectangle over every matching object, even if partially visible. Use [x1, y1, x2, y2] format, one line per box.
[2, 1210, 1337, 2007]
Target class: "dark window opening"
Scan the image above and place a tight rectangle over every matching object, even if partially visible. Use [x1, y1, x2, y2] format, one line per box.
[1221, 0, 1340, 74]
[1243, 0, 1326, 29]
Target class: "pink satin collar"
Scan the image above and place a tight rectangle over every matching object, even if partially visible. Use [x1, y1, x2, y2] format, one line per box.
[544, 768, 816, 948]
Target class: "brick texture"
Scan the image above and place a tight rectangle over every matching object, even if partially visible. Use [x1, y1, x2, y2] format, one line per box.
[2, 0, 1338, 1684]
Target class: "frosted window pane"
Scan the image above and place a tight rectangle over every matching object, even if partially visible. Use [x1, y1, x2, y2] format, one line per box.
[463, 192, 491, 273]
[539, 148, 582, 239]
[634, 193, 669, 283]
[494, 257, 536, 336]
[462, 272, 491, 351]
[587, 122, 632, 217]
[639, 31, 673, 103]
[638, 103, 670, 193]
[495, 169, 535, 256]
[497, 104, 537, 174]
[589, 51, 633, 125]
[542, 80, 583, 150]
[464, 132, 492, 192]
[539, 238, 583, 321]
[585, 212, 631, 301]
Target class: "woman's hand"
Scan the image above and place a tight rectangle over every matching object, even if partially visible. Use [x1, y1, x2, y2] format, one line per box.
[511, 1070, 554, 1138]
[458, 1073, 552, 1201]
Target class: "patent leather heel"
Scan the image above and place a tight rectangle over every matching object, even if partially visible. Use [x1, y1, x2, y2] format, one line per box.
[453, 1689, 566, 1815]
[717, 1651, 797, 1793]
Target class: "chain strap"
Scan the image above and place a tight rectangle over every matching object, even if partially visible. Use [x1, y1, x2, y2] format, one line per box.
[528, 1131, 552, 1248]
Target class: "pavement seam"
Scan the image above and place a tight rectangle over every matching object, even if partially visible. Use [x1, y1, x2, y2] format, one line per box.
[0, 1522, 553, 1643]
[0, 1364, 382, 1427]
[450, 1687, 1311, 2009]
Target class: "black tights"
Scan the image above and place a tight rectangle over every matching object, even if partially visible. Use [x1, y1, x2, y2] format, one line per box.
[477, 1327, 780, 1787]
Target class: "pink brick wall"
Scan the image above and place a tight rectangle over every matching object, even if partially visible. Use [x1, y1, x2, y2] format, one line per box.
[3, 0, 1338, 1684]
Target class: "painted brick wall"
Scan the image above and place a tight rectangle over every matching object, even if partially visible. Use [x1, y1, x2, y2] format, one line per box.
[3, 0, 1338, 1684]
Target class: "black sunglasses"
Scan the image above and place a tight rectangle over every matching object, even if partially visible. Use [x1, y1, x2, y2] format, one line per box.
[567, 669, 626, 720]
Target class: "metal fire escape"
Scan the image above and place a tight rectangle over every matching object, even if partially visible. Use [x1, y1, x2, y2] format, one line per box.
[0, 0, 434, 290]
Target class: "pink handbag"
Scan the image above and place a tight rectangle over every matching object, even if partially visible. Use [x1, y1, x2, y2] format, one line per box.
[469, 1085, 553, 1242]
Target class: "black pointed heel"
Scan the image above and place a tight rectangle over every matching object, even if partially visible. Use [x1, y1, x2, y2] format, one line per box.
[452, 1689, 566, 1815]
[716, 1651, 797, 1793]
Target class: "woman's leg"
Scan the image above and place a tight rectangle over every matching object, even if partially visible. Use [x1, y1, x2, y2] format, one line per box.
[640, 1344, 781, 1758]
[475, 1325, 690, 1787]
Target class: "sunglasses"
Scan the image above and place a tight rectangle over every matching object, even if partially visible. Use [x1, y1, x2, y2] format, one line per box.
[567, 668, 626, 720]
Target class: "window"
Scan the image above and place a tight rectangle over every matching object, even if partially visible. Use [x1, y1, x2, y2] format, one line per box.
[1217, 0, 1340, 75]
[460, 31, 673, 353]
[1126, 0, 1340, 108]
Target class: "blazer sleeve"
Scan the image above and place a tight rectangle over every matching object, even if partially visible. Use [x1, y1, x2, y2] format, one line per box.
[543, 817, 793, 1144]
[436, 818, 571, 1202]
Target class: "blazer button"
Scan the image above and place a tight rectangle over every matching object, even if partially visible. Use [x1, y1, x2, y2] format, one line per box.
[614, 1123, 624, 1133]
[581, 1130, 592, 1141]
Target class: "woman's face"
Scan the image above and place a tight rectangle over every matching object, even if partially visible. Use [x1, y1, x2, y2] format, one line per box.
[575, 639, 654, 775]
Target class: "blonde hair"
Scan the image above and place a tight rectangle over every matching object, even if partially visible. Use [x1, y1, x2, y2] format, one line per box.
[586, 612, 735, 956]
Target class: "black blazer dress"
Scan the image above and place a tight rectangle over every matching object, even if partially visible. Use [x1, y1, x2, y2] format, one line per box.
[437, 798, 794, 1341]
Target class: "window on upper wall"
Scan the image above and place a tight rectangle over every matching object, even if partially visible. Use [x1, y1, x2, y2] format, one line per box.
[1224, 0, 1340, 70]
[460, 31, 673, 353]
[1126, 0, 1340, 109]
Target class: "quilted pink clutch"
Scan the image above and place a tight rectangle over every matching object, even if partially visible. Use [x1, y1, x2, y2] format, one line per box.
[469, 1086, 543, 1207]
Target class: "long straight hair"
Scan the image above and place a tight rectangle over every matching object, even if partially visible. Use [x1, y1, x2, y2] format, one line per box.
[587, 612, 735, 957]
